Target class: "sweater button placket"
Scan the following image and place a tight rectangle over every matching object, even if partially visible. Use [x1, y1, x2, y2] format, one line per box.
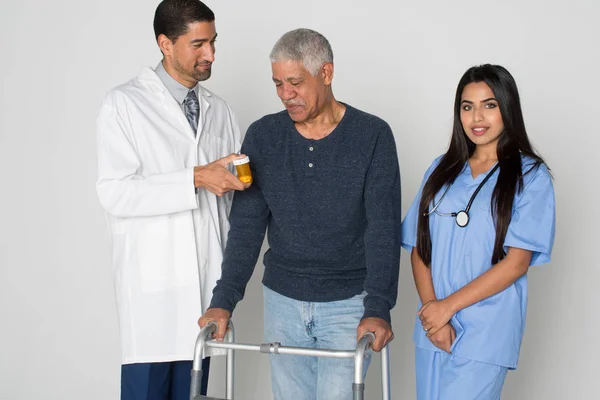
[307, 144, 315, 175]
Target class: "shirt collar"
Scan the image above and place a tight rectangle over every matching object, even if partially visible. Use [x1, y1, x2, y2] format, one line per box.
[154, 61, 198, 104]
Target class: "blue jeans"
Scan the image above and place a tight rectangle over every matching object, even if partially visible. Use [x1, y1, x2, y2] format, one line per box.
[263, 285, 371, 400]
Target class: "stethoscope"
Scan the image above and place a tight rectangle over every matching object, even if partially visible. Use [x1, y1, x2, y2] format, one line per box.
[423, 163, 500, 227]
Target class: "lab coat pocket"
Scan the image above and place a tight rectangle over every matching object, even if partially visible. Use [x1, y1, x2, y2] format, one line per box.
[198, 133, 230, 164]
[136, 218, 169, 291]
[137, 214, 198, 293]
[197, 217, 226, 312]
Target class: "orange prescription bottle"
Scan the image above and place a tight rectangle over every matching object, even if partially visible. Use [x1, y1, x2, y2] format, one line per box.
[233, 156, 253, 184]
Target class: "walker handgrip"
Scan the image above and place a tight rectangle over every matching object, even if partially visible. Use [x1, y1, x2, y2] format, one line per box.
[359, 332, 376, 344]
[356, 332, 375, 356]
[190, 322, 218, 400]
[353, 332, 376, 400]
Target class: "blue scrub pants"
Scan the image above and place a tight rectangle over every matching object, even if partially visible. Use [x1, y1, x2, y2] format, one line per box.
[121, 358, 210, 400]
[415, 348, 507, 400]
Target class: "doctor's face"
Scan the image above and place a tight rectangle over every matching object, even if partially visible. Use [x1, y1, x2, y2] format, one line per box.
[460, 82, 505, 149]
[161, 21, 217, 87]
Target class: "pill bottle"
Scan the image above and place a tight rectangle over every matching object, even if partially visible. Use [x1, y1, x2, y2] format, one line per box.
[233, 156, 253, 184]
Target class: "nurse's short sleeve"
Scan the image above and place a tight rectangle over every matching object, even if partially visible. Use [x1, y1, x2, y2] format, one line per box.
[504, 164, 555, 266]
[401, 193, 421, 252]
[401, 156, 442, 252]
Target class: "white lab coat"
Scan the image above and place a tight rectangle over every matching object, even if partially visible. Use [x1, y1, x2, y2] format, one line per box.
[96, 67, 241, 363]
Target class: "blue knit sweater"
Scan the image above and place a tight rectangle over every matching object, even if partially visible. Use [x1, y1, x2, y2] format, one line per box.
[209, 104, 401, 323]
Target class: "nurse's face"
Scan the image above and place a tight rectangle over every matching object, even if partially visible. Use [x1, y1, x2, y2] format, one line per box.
[159, 21, 217, 88]
[460, 82, 505, 148]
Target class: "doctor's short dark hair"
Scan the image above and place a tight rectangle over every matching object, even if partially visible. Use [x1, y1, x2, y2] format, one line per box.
[153, 0, 215, 43]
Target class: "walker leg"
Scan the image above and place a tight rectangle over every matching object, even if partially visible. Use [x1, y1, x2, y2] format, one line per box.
[353, 383, 365, 400]
[225, 321, 235, 399]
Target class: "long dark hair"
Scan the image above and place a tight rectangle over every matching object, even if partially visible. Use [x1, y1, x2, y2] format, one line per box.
[417, 64, 547, 266]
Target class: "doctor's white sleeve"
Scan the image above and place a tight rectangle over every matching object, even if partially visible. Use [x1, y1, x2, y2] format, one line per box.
[95, 99, 198, 218]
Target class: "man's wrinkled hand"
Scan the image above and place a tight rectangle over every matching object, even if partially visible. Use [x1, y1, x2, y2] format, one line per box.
[198, 308, 231, 342]
[356, 317, 394, 352]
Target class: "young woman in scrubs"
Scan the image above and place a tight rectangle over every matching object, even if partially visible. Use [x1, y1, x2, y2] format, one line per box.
[401, 64, 555, 400]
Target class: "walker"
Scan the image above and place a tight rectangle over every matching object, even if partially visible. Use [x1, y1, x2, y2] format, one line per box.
[190, 321, 391, 400]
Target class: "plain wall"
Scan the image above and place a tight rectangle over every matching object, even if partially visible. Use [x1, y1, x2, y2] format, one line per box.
[0, 0, 597, 398]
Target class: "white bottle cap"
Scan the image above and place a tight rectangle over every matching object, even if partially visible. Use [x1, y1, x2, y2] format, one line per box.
[233, 156, 250, 165]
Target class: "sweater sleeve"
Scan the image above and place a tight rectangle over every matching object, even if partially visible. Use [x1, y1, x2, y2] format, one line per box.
[361, 124, 402, 325]
[209, 122, 270, 313]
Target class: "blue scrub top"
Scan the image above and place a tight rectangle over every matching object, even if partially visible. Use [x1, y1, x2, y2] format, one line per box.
[401, 155, 555, 368]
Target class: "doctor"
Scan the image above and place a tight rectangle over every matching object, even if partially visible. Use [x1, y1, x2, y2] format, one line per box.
[96, 1, 248, 399]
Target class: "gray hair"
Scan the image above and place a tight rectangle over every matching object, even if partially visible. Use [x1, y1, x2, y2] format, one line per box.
[269, 28, 334, 76]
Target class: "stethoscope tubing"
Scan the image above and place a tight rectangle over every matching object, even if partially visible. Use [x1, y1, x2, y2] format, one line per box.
[424, 163, 500, 227]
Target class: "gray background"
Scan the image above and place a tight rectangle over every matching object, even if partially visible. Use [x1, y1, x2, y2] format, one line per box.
[0, 0, 597, 398]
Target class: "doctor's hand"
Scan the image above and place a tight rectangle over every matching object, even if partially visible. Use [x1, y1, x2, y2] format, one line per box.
[198, 308, 231, 342]
[194, 153, 251, 196]
[356, 317, 394, 352]
[418, 299, 455, 338]
[429, 323, 456, 353]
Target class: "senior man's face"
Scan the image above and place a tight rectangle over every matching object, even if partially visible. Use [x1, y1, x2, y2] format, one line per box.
[271, 60, 330, 123]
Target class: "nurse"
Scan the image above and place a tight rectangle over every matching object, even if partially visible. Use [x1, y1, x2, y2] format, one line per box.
[401, 64, 555, 399]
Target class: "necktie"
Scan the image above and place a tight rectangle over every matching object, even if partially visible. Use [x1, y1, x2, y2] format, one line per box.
[183, 89, 200, 135]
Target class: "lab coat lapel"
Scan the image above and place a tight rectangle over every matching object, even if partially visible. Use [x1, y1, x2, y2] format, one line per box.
[161, 94, 197, 140]
[137, 67, 197, 141]
[196, 87, 211, 143]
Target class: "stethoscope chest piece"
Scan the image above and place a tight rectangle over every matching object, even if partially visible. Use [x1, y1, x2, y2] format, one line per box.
[455, 210, 469, 227]
[425, 163, 500, 228]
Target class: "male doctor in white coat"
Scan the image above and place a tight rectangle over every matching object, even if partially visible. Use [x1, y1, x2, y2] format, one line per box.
[96, 1, 248, 399]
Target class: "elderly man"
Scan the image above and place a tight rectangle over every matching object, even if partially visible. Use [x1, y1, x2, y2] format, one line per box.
[199, 28, 401, 399]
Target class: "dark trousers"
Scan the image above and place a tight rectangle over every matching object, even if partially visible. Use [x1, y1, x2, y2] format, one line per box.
[121, 358, 210, 400]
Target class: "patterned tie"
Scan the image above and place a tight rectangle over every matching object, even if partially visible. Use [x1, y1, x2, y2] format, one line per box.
[183, 89, 200, 135]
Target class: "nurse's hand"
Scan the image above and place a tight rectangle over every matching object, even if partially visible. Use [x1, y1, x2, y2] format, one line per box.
[194, 153, 251, 196]
[418, 299, 454, 338]
[198, 308, 231, 342]
[429, 323, 456, 353]
[356, 317, 394, 352]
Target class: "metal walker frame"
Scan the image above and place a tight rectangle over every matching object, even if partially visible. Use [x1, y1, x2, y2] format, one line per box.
[190, 321, 391, 400]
